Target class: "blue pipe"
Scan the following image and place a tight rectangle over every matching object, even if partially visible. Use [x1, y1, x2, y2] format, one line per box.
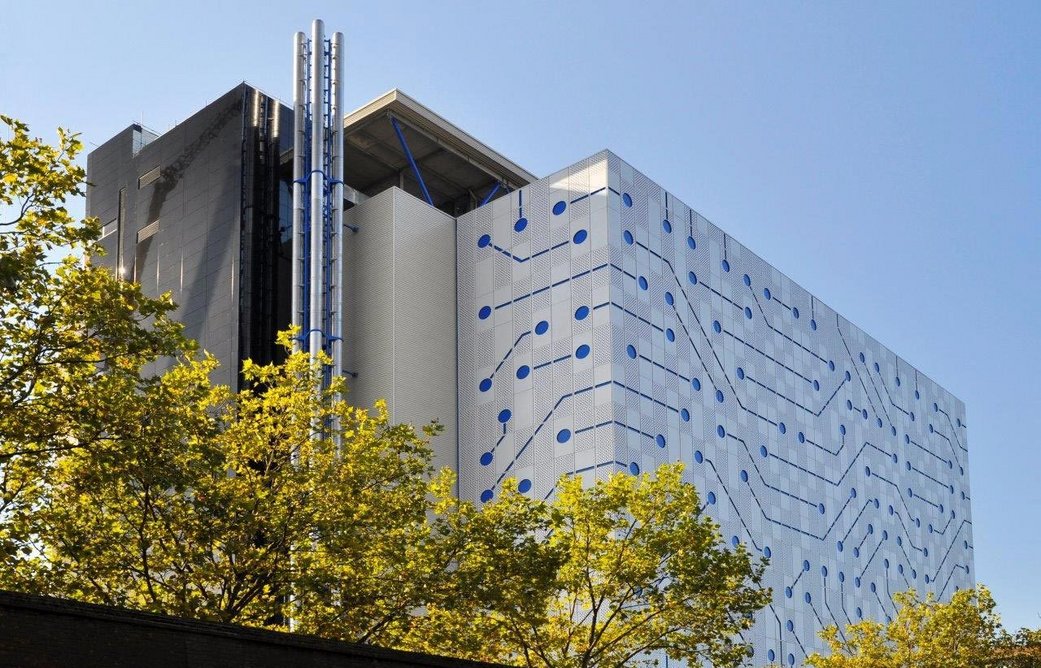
[479, 181, 502, 207]
[390, 116, 434, 206]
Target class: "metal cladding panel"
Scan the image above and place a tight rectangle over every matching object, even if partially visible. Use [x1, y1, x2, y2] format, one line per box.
[343, 188, 458, 476]
[458, 151, 973, 664]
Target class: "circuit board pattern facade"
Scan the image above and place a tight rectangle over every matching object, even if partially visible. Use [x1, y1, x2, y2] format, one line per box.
[457, 151, 974, 665]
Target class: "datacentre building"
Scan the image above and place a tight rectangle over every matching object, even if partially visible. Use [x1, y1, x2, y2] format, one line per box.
[87, 82, 974, 665]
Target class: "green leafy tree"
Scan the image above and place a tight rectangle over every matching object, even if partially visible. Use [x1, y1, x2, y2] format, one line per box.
[414, 463, 771, 668]
[10, 338, 450, 638]
[0, 116, 186, 563]
[806, 585, 1002, 668]
[991, 627, 1041, 667]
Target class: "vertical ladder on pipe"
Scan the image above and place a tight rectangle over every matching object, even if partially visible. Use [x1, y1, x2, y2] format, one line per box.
[292, 19, 345, 432]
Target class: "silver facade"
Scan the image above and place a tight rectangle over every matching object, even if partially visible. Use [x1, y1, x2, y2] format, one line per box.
[456, 151, 974, 664]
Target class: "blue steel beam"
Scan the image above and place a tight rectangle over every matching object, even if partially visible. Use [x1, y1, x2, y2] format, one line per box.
[389, 116, 434, 206]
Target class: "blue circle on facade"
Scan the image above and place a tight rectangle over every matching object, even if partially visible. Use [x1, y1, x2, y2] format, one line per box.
[764, 546, 772, 558]
[629, 461, 640, 474]
[573, 229, 588, 244]
[575, 344, 590, 359]
[785, 587, 793, 598]
[623, 230, 634, 245]
[822, 565, 829, 577]
[813, 379, 820, 391]
[666, 328, 675, 342]
[662, 219, 672, 233]
[552, 200, 567, 215]
[707, 491, 716, 504]
[856, 607, 863, 618]
[839, 424, 846, 436]
[622, 193, 633, 207]
[656, 434, 666, 448]
[557, 429, 572, 443]
[768, 650, 776, 662]
[692, 377, 702, 391]
[514, 217, 528, 232]
[829, 360, 836, 371]
[516, 365, 530, 379]
[819, 503, 826, 515]
[721, 259, 730, 272]
[518, 478, 532, 493]
[864, 465, 872, 477]
[798, 431, 806, 443]
[638, 275, 648, 290]
[478, 234, 491, 248]
[744, 306, 752, 319]
[732, 536, 740, 548]
[480, 489, 493, 503]
[763, 287, 772, 300]
[786, 620, 793, 632]
[789, 654, 795, 666]
[715, 389, 724, 403]
[479, 378, 492, 392]
[694, 450, 704, 463]
[575, 305, 590, 320]
[626, 344, 637, 359]
[716, 425, 726, 438]
[688, 271, 698, 285]
[737, 367, 745, 380]
[713, 320, 721, 333]
[535, 320, 549, 335]
[740, 470, 749, 482]
[805, 592, 812, 603]
[915, 389, 921, 399]
[743, 274, 751, 286]
[811, 319, 818, 331]
[480, 451, 493, 466]
[907, 487, 914, 498]
[681, 408, 690, 421]
[850, 487, 857, 498]
[862, 409, 868, 420]
[859, 352, 866, 363]
[760, 445, 768, 458]
[837, 541, 844, 552]
[779, 422, 787, 435]
[792, 307, 800, 319]
[665, 291, 674, 305]
[479, 305, 492, 320]
[687, 236, 696, 250]
[855, 576, 861, 587]
[839, 571, 845, 582]
[498, 409, 512, 423]
[845, 371, 852, 381]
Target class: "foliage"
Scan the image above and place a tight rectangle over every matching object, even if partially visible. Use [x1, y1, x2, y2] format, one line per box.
[3, 337, 448, 638]
[0, 115, 186, 561]
[991, 627, 1041, 668]
[805, 585, 1002, 668]
[414, 464, 771, 668]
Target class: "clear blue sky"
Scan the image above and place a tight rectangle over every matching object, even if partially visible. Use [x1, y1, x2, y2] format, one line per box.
[3, 0, 1038, 631]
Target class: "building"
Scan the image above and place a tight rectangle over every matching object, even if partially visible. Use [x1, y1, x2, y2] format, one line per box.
[87, 83, 973, 665]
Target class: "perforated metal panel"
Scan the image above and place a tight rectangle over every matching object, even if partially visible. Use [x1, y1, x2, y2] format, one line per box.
[457, 151, 973, 664]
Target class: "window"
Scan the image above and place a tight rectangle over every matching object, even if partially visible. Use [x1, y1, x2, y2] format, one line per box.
[138, 166, 161, 188]
[101, 218, 118, 239]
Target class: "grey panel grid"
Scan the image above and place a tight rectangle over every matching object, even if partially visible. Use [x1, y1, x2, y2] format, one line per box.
[457, 150, 972, 664]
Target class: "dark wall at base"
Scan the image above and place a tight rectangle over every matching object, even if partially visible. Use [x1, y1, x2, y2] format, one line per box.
[0, 590, 501, 668]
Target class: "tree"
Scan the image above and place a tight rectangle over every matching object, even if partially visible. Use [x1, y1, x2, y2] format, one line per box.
[7, 336, 451, 638]
[414, 464, 771, 668]
[805, 585, 1002, 668]
[0, 116, 186, 563]
[991, 627, 1041, 667]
